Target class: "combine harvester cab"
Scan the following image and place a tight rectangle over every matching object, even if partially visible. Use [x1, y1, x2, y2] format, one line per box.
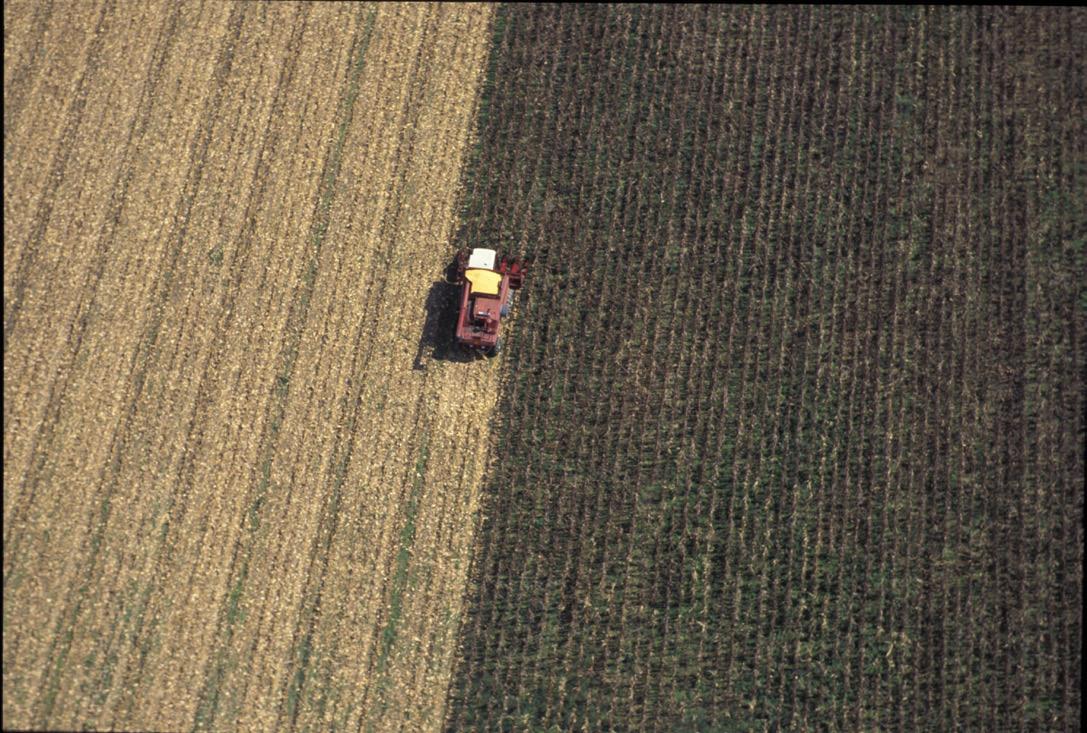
[450, 247, 526, 357]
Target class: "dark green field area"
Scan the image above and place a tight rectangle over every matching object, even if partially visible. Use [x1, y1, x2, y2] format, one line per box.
[446, 5, 1084, 731]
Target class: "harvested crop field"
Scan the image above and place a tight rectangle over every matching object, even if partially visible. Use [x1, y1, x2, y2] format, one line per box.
[4, 2, 497, 731]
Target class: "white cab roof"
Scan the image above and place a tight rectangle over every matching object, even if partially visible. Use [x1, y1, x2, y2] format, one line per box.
[468, 248, 496, 270]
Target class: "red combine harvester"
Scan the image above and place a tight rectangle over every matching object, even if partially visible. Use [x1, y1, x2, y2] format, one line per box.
[448, 247, 527, 356]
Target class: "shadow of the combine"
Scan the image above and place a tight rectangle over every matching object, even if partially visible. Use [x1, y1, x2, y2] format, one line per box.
[413, 277, 478, 370]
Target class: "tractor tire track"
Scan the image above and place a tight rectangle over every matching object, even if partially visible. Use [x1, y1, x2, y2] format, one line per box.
[2, 3, 240, 727]
[126, 6, 367, 729]
[270, 9, 432, 731]
[283, 11, 440, 729]
[71, 6, 315, 727]
[3, 0, 108, 499]
[186, 5, 377, 730]
[103, 7, 312, 720]
[2, 6, 184, 724]
[2, 0, 55, 149]
[3, 3, 234, 726]
[3, 0, 112, 347]
[26, 5, 245, 725]
[2, 1, 181, 571]
[2, 0, 99, 303]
